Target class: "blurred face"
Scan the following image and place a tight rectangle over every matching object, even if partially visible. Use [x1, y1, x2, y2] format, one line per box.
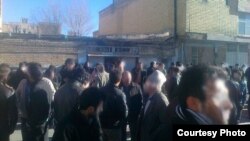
[50, 71, 55, 80]
[119, 61, 126, 72]
[232, 72, 241, 82]
[122, 72, 132, 86]
[202, 79, 233, 124]
[143, 80, 158, 95]
[66, 63, 75, 71]
[21, 65, 27, 72]
[137, 63, 143, 70]
[153, 63, 157, 68]
[27, 71, 34, 83]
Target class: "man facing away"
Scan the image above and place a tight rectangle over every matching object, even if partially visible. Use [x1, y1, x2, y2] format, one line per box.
[121, 71, 143, 141]
[137, 70, 169, 141]
[52, 88, 104, 141]
[16, 62, 56, 141]
[54, 66, 90, 124]
[100, 69, 128, 141]
[0, 64, 18, 141]
[8, 62, 28, 90]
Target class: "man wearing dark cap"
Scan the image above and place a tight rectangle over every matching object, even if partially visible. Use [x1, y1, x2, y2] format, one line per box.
[52, 88, 104, 141]
[0, 64, 18, 141]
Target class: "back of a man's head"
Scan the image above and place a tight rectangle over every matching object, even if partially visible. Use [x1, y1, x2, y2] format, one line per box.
[109, 69, 123, 85]
[177, 65, 227, 108]
[79, 87, 104, 110]
[97, 63, 105, 73]
[65, 58, 75, 65]
[28, 62, 43, 83]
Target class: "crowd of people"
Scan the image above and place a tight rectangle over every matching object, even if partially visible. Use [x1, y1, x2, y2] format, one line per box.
[0, 58, 250, 141]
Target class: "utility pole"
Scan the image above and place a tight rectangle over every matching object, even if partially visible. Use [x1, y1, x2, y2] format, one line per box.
[174, 0, 177, 39]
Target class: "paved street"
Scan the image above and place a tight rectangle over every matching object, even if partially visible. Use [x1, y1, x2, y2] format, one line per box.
[10, 129, 54, 141]
[9, 105, 250, 141]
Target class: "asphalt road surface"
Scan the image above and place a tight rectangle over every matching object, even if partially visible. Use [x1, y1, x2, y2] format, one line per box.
[10, 107, 250, 141]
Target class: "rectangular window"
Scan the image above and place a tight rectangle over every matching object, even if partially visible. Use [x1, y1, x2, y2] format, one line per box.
[239, 12, 250, 35]
[225, 0, 229, 6]
[239, 45, 248, 52]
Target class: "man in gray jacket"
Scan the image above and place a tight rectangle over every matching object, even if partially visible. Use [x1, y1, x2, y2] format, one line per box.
[137, 70, 169, 141]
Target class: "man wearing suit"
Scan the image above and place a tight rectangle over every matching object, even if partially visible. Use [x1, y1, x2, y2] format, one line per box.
[137, 70, 169, 141]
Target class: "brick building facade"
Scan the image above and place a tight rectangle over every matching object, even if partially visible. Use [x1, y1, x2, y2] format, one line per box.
[97, 0, 250, 66]
[0, 34, 174, 70]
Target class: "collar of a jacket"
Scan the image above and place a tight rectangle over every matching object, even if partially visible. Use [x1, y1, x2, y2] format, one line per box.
[175, 105, 213, 125]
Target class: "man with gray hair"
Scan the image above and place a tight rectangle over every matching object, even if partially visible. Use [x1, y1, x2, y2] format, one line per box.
[137, 70, 169, 141]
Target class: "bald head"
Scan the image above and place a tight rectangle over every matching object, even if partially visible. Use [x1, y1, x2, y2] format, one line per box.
[122, 71, 132, 86]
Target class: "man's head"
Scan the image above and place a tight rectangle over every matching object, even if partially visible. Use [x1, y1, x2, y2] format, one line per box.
[27, 62, 43, 83]
[158, 62, 165, 70]
[70, 66, 90, 89]
[177, 65, 233, 124]
[64, 58, 76, 71]
[231, 69, 242, 82]
[19, 62, 28, 72]
[84, 61, 90, 68]
[96, 63, 105, 73]
[150, 61, 157, 68]
[0, 64, 11, 83]
[136, 62, 143, 70]
[122, 71, 132, 87]
[144, 70, 166, 95]
[79, 88, 104, 117]
[109, 69, 123, 86]
[117, 59, 126, 73]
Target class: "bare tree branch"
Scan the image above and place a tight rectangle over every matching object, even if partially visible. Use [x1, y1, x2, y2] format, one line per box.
[65, 0, 93, 36]
[30, 0, 93, 36]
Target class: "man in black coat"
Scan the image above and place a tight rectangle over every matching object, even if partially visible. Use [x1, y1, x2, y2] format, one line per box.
[131, 62, 147, 87]
[0, 64, 18, 141]
[54, 66, 89, 124]
[137, 70, 169, 141]
[100, 69, 128, 141]
[52, 88, 104, 141]
[121, 71, 142, 141]
[8, 62, 27, 90]
[146, 61, 157, 78]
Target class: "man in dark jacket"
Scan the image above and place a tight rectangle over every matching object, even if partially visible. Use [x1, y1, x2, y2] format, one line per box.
[52, 88, 104, 141]
[8, 62, 27, 90]
[121, 71, 142, 141]
[226, 69, 242, 124]
[0, 64, 18, 141]
[146, 61, 157, 77]
[166, 67, 180, 102]
[17, 63, 52, 141]
[100, 69, 128, 141]
[60, 58, 76, 86]
[167, 65, 233, 140]
[137, 70, 169, 141]
[54, 66, 89, 123]
[131, 62, 147, 87]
